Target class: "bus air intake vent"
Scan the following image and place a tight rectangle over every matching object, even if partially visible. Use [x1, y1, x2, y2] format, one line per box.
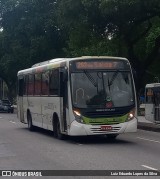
[84, 111, 125, 118]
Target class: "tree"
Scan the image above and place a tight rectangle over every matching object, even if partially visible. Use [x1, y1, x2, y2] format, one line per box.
[1, 0, 160, 99]
[100, 0, 160, 88]
[56, 0, 160, 90]
[0, 0, 65, 99]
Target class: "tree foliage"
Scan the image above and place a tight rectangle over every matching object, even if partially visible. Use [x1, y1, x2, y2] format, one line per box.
[0, 0, 160, 98]
[0, 0, 65, 98]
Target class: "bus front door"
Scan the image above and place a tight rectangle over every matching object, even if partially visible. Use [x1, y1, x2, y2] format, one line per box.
[145, 88, 154, 122]
[60, 69, 68, 132]
[19, 97, 24, 123]
[145, 103, 154, 122]
[154, 91, 160, 123]
[18, 78, 25, 123]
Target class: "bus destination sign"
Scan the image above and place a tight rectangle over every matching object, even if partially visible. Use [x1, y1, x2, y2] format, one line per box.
[75, 61, 125, 70]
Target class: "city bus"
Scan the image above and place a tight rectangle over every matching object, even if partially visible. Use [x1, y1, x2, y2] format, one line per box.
[17, 56, 137, 139]
[145, 83, 160, 123]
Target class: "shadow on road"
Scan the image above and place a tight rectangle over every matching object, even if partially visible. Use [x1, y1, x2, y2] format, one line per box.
[67, 136, 135, 145]
[19, 126, 135, 145]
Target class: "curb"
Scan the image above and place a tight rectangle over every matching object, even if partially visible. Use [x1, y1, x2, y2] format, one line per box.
[138, 122, 160, 132]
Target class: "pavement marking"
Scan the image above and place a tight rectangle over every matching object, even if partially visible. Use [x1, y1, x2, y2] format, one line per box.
[137, 137, 160, 144]
[141, 165, 158, 171]
[9, 121, 16, 124]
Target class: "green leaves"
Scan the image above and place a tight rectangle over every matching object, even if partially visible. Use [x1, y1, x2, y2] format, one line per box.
[0, 0, 160, 97]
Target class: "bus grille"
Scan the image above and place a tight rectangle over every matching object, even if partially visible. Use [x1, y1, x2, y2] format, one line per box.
[90, 126, 121, 134]
[84, 111, 125, 118]
[88, 122, 120, 125]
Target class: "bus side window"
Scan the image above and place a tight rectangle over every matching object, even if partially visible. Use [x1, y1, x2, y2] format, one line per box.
[28, 74, 34, 95]
[23, 76, 28, 95]
[146, 89, 153, 104]
[49, 69, 59, 95]
[42, 71, 49, 95]
[34, 73, 41, 95]
[18, 78, 24, 96]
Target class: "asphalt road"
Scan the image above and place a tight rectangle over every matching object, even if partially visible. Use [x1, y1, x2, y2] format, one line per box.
[0, 113, 160, 178]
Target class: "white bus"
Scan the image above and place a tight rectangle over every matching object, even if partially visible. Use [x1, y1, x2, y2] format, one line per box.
[145, 83, 160, 123]
[17, 56, 137, 139]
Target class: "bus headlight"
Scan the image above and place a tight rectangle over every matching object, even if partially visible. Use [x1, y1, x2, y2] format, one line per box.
[73, 110, 84, 123]
[126, 109, 135, 122]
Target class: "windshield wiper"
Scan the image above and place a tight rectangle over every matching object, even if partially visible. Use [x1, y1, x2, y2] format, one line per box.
[108, 70, 119, 88]
[84, 71, 97, 87]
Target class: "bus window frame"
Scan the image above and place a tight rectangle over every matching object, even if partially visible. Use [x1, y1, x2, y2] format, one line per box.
[27, 74, 35, 96]
[18, 76, 24, 97]
[41, 70, 50, 96]
[49, 68, 60, 96]
[34, 73, 42, 96]
[145, 88, 154, 104]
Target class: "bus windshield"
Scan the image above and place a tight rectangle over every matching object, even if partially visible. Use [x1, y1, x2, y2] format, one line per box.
[71, 71, 134, 108]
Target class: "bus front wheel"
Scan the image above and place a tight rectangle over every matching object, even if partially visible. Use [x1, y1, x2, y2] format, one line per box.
[53, 118, 65, 140]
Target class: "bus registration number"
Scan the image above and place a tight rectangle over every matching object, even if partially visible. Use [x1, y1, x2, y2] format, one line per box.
[101, 126, 112, 131]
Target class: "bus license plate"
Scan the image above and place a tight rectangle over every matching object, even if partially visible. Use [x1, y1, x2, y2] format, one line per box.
[101, 126, 112, 131]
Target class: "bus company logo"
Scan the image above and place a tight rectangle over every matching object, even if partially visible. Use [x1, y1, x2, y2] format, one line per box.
[2, 171, 11, 176]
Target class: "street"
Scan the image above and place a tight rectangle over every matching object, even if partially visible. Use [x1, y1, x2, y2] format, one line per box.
[0, 113, 160, 178]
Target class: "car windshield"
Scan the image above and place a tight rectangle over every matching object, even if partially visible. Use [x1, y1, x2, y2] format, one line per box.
[2, 100, 11, 105]
[71, 71, 134, 108]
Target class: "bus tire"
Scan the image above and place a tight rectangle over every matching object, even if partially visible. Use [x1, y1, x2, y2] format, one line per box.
[53, 118, 65, 140]
[107, 134, 118, 140]
[27, 112, 34, 131]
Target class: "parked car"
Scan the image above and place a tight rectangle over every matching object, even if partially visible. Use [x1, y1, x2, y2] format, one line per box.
[0, 99, 14, 113]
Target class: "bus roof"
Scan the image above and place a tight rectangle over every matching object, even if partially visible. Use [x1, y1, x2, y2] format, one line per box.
[145, 83, 160, 88]
[17, 56, 128, 76]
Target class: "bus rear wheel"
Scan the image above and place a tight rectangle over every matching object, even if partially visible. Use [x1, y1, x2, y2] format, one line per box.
[27, 113, 34, 131]
[53, 118, 65, 140]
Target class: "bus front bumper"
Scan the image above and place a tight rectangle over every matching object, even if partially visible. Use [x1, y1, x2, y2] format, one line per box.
[69, 118, 137, 136]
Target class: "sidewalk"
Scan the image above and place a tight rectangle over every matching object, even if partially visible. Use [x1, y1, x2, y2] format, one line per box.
[138, 116, 160, 132]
